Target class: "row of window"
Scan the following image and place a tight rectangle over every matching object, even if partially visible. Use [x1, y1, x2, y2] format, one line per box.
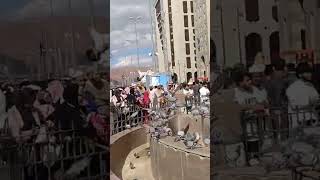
[168, 0, 175, 67]
[245, 0, 278, 22]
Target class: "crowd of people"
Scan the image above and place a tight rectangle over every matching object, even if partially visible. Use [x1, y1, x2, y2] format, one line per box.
[110, 79, 210, 128]
[0, 72, 109, 144]
[223, 58, 320, 129]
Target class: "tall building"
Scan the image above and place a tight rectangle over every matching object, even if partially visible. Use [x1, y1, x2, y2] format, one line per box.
[194, 0, 210, 80]
[154, 0, 197, 83]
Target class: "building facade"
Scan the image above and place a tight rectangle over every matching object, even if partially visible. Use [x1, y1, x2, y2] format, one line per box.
[154, 0, 197, 83]
[211, 0, 280, 68]
[194, 0, 210, 80]
[210, 0, 320, 69]
[278, 0, 320, 64]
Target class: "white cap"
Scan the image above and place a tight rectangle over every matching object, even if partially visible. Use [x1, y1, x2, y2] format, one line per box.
[249, 64, 266, 73]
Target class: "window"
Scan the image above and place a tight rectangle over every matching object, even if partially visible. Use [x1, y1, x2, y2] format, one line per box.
[186, 57, 191, 68]
[184, 15, 188, 27]
[172, 56, 175, 67]
[191, 15, 194, 27]
[193, 36, 195, 41]
[245, 0, 260, 22]
[190, 1, 194, 13]
[183, 1, 188, 13]
[301, 29, 306, 49]
[194, 50, 196, 54]
[194, 43, 196, 48]
[186, 43, 190, 55]
[185, 29, 189, 41]
[272, 6, 278, 22]
[195, 63, 197, 68]
[193, 29, 195, 34]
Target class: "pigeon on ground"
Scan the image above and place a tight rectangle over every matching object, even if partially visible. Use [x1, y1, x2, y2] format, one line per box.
[130, 162, 135, 169]
[134, 153, 140, 159]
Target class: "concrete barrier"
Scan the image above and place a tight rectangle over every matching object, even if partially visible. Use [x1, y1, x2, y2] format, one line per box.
[150, 137, 210, 180]
[110, 127, 148, 179]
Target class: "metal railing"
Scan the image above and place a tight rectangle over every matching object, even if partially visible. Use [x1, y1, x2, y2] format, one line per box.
[110, 104, 147, 135]
[0, 114, 108, 180]
[241, 104, 320, 163]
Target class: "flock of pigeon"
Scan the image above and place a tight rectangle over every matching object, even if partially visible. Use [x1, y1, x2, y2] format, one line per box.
[144, 94, 211, 150]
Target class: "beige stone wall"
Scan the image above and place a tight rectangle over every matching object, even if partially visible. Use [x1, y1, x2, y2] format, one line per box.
[150, 138, 210, 180]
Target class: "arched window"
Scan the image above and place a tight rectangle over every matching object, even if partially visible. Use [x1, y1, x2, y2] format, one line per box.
[269, 31, 280, 63]
[187, 72, 192, 82]
[173, 73, 178, 83]
[245, 0, 260, 22]
[245, 33, 262, 66]
[194, 72, 198, 80]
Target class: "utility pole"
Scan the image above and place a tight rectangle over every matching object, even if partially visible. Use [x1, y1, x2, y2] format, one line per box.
[147, 0, 157, 72]
[129, 16, 142, 70]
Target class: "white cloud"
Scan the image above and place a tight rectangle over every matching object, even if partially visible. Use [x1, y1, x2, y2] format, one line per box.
[110, 0, 153, 50]
[113, 55, 153, 68]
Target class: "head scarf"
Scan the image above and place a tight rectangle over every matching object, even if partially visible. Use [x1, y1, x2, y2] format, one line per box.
[47, 80, 64, 104]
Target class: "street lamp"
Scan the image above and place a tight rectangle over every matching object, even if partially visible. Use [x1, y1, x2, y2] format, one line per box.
[129, 16, 143, 70]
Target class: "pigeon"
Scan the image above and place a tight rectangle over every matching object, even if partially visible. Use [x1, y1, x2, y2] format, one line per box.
[134, 153, 140, 159]
[183, 124, 190, 135]
[130, 162, 135, 169]
[126, 124, 131, 129]
[165, 128, 173, 136]
[204, 138, 210, 145]
[129, 111, 139, 120]
[177, 131, 185, 137]
[191, 109, 200, 116]
[183, 141, 195, 149]
[194, 132, 200, 143]
[149, 127, 155, 133]
[185, 133, 195, 142]
[174, 136, 181, 142]
[65, 157, 91, 177]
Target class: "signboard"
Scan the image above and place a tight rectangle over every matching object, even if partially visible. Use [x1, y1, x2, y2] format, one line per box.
[145, 73, 171, 88]
[151, 76, 160, 86]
